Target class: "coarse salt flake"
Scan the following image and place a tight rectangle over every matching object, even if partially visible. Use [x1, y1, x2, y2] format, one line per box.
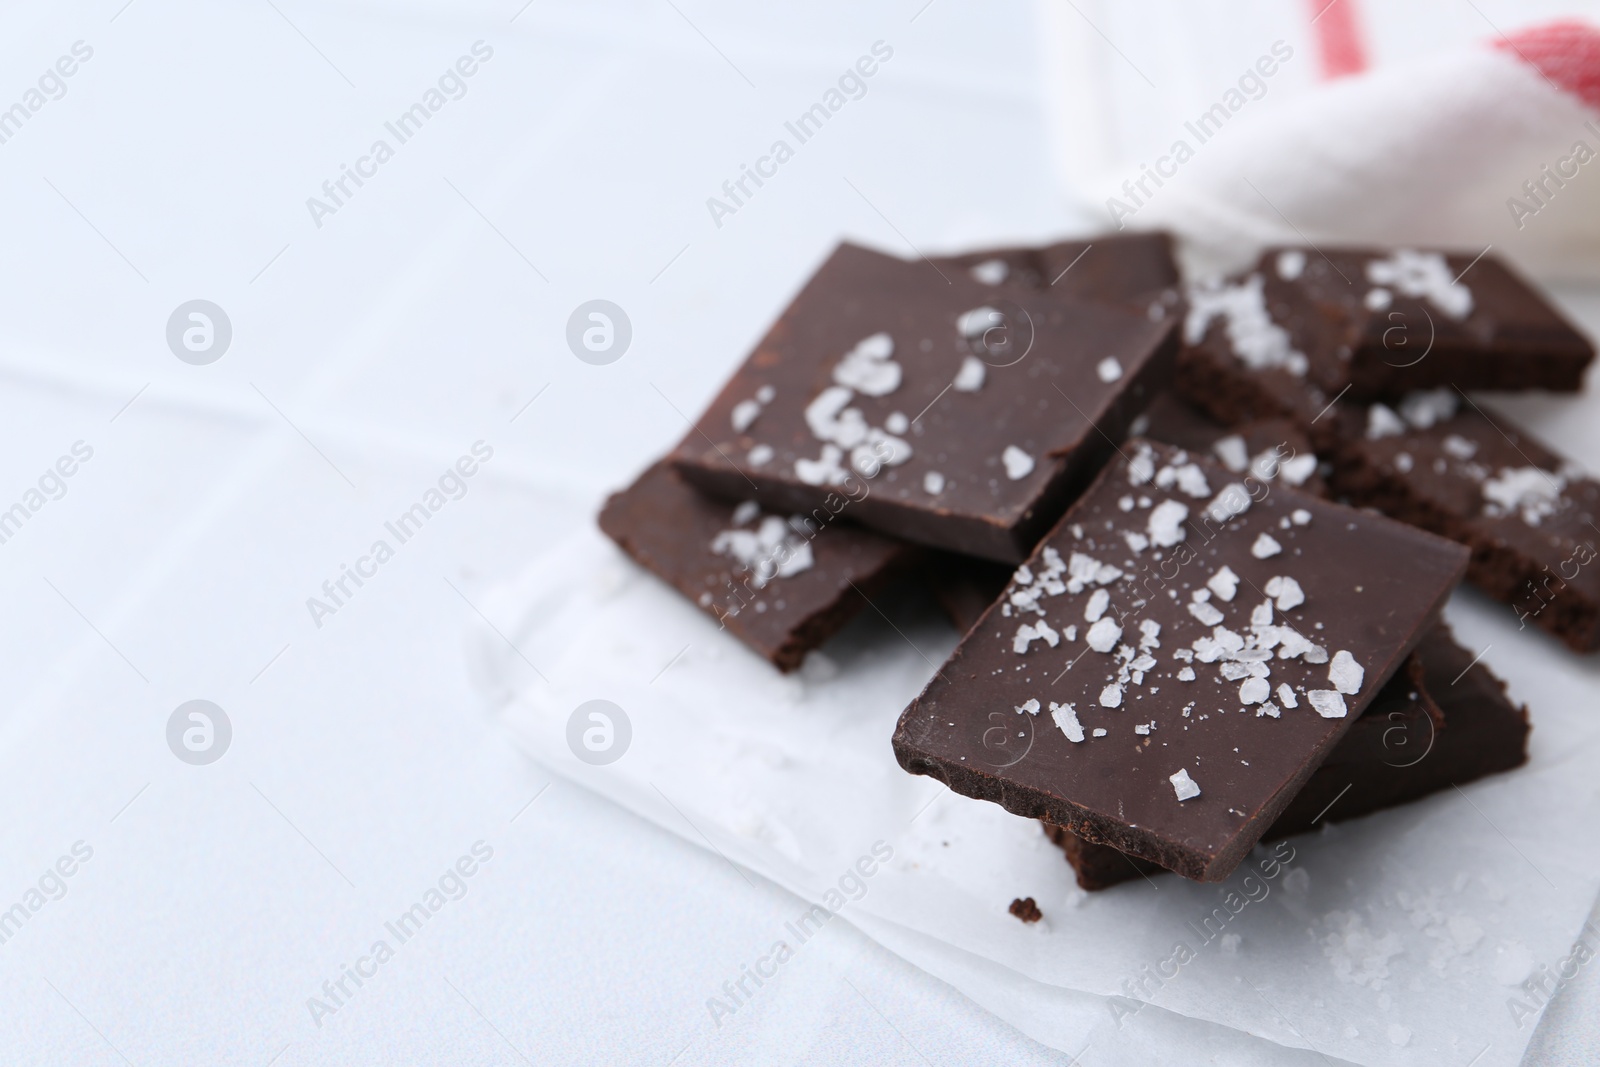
[1002, 445, 1035, 481]
[1307, 690, 1348, 718]
[1328, 650, 1363, 694]
[1251, 533, 1282, 559]
[1207, 565, 1240, 602]
[1086, 616, 1123, 653]
[1050, 701, 1084, 742]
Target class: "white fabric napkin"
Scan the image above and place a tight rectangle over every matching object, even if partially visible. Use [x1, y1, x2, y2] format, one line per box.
[1051, 12, 1600, 281]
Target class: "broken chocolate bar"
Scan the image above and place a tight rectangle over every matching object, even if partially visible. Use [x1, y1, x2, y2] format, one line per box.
[1046, 623, 1530, 890]
[670, 241, 1178, 563]
[598, 461, 912, 672]
[1175, 246, 1594, 433]
[1328, 390, 1600, 652]
[892, 439, 1469, 882]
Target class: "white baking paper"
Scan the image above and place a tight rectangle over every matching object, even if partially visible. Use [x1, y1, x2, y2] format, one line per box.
[470, 517, 1600, 1066]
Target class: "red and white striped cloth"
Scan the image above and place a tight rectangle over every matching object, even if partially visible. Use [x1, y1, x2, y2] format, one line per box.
[1124, 11, 1600, 280]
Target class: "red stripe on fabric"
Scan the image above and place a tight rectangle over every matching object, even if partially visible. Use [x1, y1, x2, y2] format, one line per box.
[1307, 0, 1369, 80]
[1496, 19, 1600, 111]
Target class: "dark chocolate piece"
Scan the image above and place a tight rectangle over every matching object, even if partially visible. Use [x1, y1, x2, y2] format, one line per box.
[1328, 391, 1600, 652]
[932, 232, 1179, 306]
[1046, 623, 1530, 890]
[669, 242, 1178, 563]
[925, 553, 1015, 636]
[1175, 246, 1594, 431]
[892, 439, 1469, 882]
[597, 461, 912, 672]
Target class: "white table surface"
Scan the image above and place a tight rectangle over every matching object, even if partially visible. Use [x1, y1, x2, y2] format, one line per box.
[0, 1, 1593, 1064]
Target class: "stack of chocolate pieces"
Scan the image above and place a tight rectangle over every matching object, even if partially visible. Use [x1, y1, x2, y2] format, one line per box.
[599, 231, 1587, 893]
[1177, 245, 1599, 653]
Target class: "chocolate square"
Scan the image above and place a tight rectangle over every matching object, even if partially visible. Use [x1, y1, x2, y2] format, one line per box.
[1328, 391, 1600, 652]
[598, 461, 912, 672]
[670, 242, 1178, 562]
[891, 439, 1469, 882]
[1175, 246, 1594, 431]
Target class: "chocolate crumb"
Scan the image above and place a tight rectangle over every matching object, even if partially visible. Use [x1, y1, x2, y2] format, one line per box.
[1009, 897, 1042, 924]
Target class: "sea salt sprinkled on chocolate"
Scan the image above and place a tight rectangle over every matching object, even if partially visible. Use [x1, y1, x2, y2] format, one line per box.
[1482, 467, 1566, 525]
[1307, 690, 1348, 718]
[952, 355, 986, 392]
[1277, 684, 1298, 708]
[1169, 768, 1201, 801]
[1184, 274, 1308, 375]
[1013, 621, 1060, 653]
[805, 387, 868, 448]
[1177, 666, 1196, 681]
[748, 444, 774, 466]
[1367, 249, 1474, 320]
[731, 500, 761, 526]
[1093, 728, 1108, 737]
[1256, 702, 1281, 718]
[795, 443, 849, 486]
[1156, 462, 1212, 498]
[1213, 435, 1249, 473]
[1279, 454, 1317, 486]
[1207, 566, 1240, 602]
[732, 399, 762, 432]
[1329, 650, 1364, 694]
[1240, 677, 1270, 705]
[957, 306, 1001, 342]
[885, 411, 909, 434]
[1366, 404, 1405, 440]
[1003, 445, 1035, 480]
[1276, 250, 1306, 280]
[1264, 575, 1305, 611]
[1051, 701, 1084, 742]
[1147, 499, 1188, 547]
[711, 515, 815, 587]
[923, 470, 946, 495]
[1188, 600, 1225, 626]
[1099, 683, 1123, 708]
[970, 259, 1009, 285]
[1364, 288, 1393, 311]
[1127, 444, 1157, 486]
[1016, 698, 1041, 715]
[1096, 356, 1123, 383]
[832, 332, 901, 396]
[1251, 533, 1283, 559]
[1134, 722, 1151, 735]
[1139, 619, 1162, 649]
[1086, 617, 1123, 653]
[1443, 434, 1478, 460]
[1291, 509, 1311, 526]
[1206, 483, 1252, 523]
[1085, 588, 1111, 622]
[1399, 389, 1457, 429]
